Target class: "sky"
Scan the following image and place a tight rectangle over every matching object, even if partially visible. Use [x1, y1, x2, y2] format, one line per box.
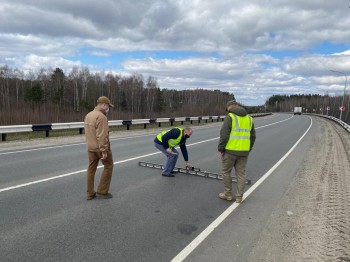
[1, 0, 350, 106]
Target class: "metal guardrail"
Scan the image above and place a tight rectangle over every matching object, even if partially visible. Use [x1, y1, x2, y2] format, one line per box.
[303, 113, 350, 133]
[0, 113, 271, 141]
[0, 125, 33, 134]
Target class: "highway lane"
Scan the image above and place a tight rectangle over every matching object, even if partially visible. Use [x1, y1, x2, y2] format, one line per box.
[178, 115, 315, 262]
[0, 114, 313, 261]
[0, 114, 286, 187]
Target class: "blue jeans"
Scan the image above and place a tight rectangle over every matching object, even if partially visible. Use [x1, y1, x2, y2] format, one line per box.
[154, 143, 179, 175]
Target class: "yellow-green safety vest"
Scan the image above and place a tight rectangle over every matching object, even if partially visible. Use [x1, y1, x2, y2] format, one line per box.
[225, 113, 252, 151]
[156, 127, 183, 148]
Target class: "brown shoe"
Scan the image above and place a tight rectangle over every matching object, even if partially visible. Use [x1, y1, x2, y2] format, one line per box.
[97, 193, 113, 199]
[235, 195, 243, 203]
[218, 192, 234, 201]
[87, 193, 96, 200]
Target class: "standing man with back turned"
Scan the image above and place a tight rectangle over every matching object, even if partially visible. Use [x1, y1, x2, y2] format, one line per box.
[218, 99, 256, 203]
[84, 96, 114, 200]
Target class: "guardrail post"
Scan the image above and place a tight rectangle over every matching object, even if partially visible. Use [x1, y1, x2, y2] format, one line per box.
[158, 123, 161, 127]
[143, 123, 147, 129]
[149, 119, 156, 129]
[32, 124, 52, 138]
[2, 134, 6, 141]
[122, 120, 132, 130]
[79, 128, 83, 134]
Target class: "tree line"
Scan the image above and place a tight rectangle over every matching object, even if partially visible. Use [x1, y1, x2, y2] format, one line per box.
[0, 65, 241, 125]
[2, 65, 348, 126]
[266, 94, 350, 124]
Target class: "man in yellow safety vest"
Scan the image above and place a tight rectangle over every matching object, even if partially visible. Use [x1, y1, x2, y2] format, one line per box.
[154, 127, 193, 177]
[218, 99, 256, 203]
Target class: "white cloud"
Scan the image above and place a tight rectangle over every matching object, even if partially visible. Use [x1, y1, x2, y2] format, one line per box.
[1, 0, 350, 105]
[22, 54, 82, 73]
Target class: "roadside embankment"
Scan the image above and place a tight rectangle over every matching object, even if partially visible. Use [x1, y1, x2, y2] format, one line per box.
[248, 116, 350, 262]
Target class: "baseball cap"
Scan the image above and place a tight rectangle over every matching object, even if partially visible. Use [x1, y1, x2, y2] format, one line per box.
[226, 99, 237, 108]
[97, 96, 114, 107]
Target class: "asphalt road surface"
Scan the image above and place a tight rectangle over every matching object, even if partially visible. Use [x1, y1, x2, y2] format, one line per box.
[0, 114, 316, 262]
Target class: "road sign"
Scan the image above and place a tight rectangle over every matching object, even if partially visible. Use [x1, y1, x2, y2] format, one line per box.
[339, 106, 345, 111]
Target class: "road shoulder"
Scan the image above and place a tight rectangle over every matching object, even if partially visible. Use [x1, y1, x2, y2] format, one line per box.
[247, 117, 350, 261]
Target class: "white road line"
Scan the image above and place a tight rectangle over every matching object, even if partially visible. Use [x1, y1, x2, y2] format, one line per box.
[258, 115, 293, 128]
[0, 134, 154, 155]
[0, 151, 156, 193]
[0, 138, 218, 193]
[0, 170, 84, 192]
[0, 143, 86, 155]
[0, 124, 218, 155]
[171, 116, 312, 262]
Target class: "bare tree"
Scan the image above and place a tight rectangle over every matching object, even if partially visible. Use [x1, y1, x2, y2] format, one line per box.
[68, 66, 81, 111]
[0, 65, 12, 110]
[80, 66, 90, 101]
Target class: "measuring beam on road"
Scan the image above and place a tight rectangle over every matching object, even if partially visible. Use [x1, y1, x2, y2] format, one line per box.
[138, 161, 251, 185]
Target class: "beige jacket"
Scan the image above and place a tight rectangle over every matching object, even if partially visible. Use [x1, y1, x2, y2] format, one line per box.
[84, 106, 110, 152]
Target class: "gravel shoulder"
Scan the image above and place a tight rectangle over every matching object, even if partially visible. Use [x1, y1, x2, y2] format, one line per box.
[248, 117, 350, 262]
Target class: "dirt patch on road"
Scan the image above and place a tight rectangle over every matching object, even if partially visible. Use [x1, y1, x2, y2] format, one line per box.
[248, 117, 350, 262]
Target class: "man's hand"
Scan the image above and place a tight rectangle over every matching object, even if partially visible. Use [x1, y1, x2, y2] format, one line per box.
[166, 148, 173, 154]
[219, 151, 225, 157]
[185, 161, 191, 168]
[101, 152, 107, 160]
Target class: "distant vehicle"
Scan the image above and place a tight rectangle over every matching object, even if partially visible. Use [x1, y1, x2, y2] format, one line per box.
[294, 107, 302, 115]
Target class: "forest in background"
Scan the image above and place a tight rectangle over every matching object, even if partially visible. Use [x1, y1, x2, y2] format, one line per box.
[0, 65, 349, 125]
[0, 65, 263, 125]
[266, 93, 350, 124]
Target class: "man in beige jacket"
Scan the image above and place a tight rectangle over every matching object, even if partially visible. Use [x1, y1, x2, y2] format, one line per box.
[84, 96, 114, 200]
